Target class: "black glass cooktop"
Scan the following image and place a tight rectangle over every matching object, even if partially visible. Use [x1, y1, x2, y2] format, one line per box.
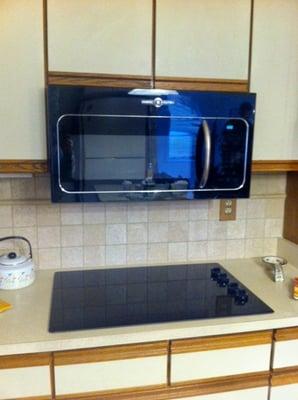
[49, 263, 273, 333]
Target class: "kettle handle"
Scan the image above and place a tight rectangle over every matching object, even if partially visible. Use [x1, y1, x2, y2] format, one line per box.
[0, 236, 32, 259]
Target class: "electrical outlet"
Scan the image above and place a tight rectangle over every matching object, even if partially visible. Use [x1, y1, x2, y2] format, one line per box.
[219, 199, 237, 221]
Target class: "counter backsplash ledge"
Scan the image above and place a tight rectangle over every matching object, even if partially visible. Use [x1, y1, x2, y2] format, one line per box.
[0, 173, 286, 270]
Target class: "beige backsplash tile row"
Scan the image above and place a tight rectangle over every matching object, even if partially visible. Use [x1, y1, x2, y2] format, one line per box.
[0, 174, 287, 270]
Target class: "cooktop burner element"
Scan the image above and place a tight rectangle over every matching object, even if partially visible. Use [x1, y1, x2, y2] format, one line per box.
[49, 263, 273, 333]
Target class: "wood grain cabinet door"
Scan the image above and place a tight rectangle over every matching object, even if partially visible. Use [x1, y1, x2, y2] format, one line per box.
[0, 0, 46, 160]
[251, 0, 298, 160]
[171, 331, 272, 383]
[53, 342, 168, 397]
[0, 353, 52, 400]
[156, 0, 251, 80]
[47, 0, 152, 76]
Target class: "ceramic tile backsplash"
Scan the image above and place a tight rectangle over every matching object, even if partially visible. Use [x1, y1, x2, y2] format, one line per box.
[0, 174, 287, 270]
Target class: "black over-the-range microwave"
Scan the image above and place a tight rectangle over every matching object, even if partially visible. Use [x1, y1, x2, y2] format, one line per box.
[47, 86, 256, 203]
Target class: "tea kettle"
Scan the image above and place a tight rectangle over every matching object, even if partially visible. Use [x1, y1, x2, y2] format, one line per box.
[0, 236, 35, 290]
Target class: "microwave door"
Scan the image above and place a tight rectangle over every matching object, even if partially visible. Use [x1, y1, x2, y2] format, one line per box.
[201, 118, 249, 191]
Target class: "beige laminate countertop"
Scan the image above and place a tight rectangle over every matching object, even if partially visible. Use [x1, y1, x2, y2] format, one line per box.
[0, 258, 298, 356]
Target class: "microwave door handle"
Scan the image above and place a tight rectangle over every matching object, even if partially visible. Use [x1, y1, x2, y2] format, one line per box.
[199, 120, 211, 189]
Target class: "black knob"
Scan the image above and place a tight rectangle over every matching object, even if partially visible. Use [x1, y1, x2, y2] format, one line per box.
[8, 252, 17, 259]
[227, 282, 239, 296]
[235, 289, 248, 305]
[217, 273, 229, 287]
[211, 267, 221, 280]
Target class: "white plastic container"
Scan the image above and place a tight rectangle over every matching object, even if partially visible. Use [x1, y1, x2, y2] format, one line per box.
[0, 236, 35, 290]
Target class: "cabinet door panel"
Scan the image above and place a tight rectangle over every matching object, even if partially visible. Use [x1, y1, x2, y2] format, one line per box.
[0, 0, 46, 159]
[171, 387, 268, 400]
[270, 384, 298, 400]
[48, 0, 152, 75]
[251, 0, 298, 160]
[156, 0, 251, 80]
[55, 356, 166, 396]
[171, 344, 271, 383]
[0, 366, 51, 399]
[273, 339, 298, 368]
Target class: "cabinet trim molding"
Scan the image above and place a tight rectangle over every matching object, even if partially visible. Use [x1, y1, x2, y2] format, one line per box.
[48, 71, 152, 89]
[54, 341, 168, 366]
[155, 76, 249, 92]
[252, 160, 298, 173]
[274, 327, 298, 341]
[54, 371, 269, 400]
[271, 366, 298, 387]
[171, 331, 273, 354]
[0, 352, 51, 369]
[0, 160, 48, 174]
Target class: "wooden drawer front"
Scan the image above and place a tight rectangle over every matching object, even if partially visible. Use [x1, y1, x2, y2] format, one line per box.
[171, 387, 269, 400]
[55, 356, 166, 396]
[0, 366, 51, 400]
[273, 340, 298, 368]
[171, 344, 271, 383]
[270, 384, 298, 400]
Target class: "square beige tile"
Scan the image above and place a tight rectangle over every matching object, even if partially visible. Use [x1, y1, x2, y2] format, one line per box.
[13, 226, 38, 249]
[247, 199, 265, 219]
[264, 219, 283, 238]
[189, 221, 208, 241]
[0, 205, 13, 228]
[188, 241, 207, 261]
[148, 203, 169, 222]
[226, 220, 246, 240]
[189, 201, 209, 220]
[265, 198, 285, 219]
[0, 228, 14, 250]
[61, 225, 83, 247]
[127, 204, 148, 223]
[11, 178, 35, 200]
[208, 221, 227, 240]
[168, 242, 187, 262]
[38, 226, 61, 248]
[62, 247, 83, 269]
[61, 204, 83, 225]
[83, 204, 105, 224]
[245, 239, 264, 258]
[37, 204, 60, 226]
[13, 205, 36, 227]
[127, 223, 148, 244]
[148, 222, 168, 243]
[84, 246, 105, 268]
[127, 244, 147, 264]
[35, 175, 51, 200]
[168, 221, 188, 242]
[0, 179, 12, 200]
[106, 224, 127, 245]
[106, 204, 127, 223]
[207, 240, 226, 260]
[246, 219, 265, 238]
[169, 202, 189, 221]
[38, 248, 61, 270]
[105, 245, 126, 266]
[226, 240, 245, 259]
[147, 243, 168, 263]
[83, 224, 105, 246]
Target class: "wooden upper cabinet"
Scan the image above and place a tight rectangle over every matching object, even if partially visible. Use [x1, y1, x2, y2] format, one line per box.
[47, 0, 152, 76]
[155, 0, 251, 80]
[0, 0, 46, 160]
[251, 0, 298, 160]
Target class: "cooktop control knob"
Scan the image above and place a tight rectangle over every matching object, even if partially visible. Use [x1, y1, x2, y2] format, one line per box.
[235, 289, 248, 305]
[217, 273, 229, 287]
[211, 267, 221, 280]
[227, 282, 239, 296]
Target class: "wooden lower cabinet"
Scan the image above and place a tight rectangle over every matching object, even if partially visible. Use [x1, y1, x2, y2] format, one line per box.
[0, 353, 52, 400]
[270, 328, 298, 399]
[171, 331, 272, 383]
[53, 341, 168, 397]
